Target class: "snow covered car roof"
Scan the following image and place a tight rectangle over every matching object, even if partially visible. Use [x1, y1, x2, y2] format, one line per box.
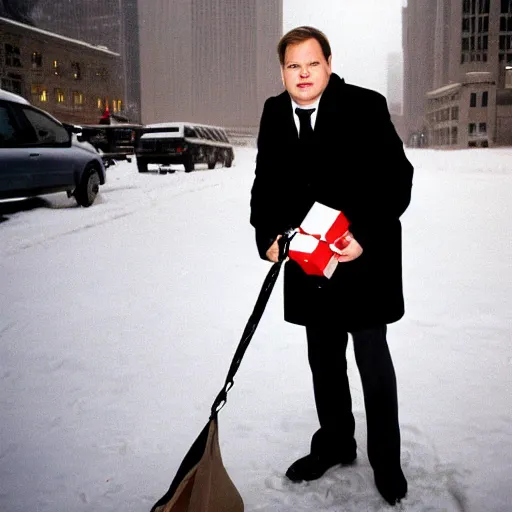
[0, 89, 30, 105]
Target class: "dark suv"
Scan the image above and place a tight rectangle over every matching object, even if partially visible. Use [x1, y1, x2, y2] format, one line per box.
[0, 89, 105, 207]
[135, 122, 234, 173]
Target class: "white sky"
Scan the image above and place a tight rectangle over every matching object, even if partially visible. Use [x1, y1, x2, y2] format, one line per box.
[1, 145, 511, 511]
[283, 0, 405, 96]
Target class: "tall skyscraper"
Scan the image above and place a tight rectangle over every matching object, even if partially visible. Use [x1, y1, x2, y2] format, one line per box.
[402, 0, 437, 146]
[32, 0, 141, 120]
[387, 52, 403, 115]
[137, 0, 283, 130]
[403, 0, 512, 148]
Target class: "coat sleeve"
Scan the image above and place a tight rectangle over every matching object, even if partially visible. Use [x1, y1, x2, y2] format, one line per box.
[347, 94, 414, 250]
[250, 97, 285, 260]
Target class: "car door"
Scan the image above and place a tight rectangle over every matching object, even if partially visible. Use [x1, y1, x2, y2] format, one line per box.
[16, 105, 75, 191]
[0, 100, 37, 199]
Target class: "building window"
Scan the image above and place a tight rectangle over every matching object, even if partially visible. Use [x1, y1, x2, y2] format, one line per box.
[31, 84, 41, 101]
[482, 91, 488, 106]
[1, 75, 23, 95]
[506, 68, 512, 88]
[451, 106, 459, 120]
[470, 92, 477, 107]
[95, 68, 108, 80]
[4, 44, 22, 68]
[461, 1, 489, 63]
[469, 123, 477, 135]
[451, 126, 458, 145]
[53, 60, 61, 76]
[71, 62, 81, 80]
[31, 51, 43, 68]
[54, 88, 65, 103]
[31, 84, 48, 102]
[97, 97, 104, 110]
[73, 91, 84, 106]
[501, 0, 512, 14]
[479, 122, 487, 133]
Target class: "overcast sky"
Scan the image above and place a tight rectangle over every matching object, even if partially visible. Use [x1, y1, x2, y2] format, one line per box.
[283, 0, 406, 97]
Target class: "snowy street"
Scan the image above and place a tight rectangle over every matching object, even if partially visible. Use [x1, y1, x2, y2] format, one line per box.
[1, 146, 511, 512]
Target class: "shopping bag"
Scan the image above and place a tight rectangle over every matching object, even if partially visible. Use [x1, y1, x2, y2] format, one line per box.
[149, 234, 294, 512]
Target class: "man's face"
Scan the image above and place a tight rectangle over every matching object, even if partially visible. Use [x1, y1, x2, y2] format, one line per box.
[281, 38, 332, 106]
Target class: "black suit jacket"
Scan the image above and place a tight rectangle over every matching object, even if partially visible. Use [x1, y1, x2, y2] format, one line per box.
[250, 73, 414, 330]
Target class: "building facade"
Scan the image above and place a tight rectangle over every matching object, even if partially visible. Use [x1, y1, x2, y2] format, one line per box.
[402, 0, 437, 147]
[387, 51, 405, 142]
[32, 0, 141, 122]
[138, 0, 283, 131]
[404, 0, 512, 148]
[1, 16, 123, 124]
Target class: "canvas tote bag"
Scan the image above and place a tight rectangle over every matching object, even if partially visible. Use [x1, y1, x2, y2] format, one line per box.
[150, 238, 293, 512]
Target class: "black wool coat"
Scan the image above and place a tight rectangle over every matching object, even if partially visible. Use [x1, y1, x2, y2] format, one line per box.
[250, 73, 414, 331]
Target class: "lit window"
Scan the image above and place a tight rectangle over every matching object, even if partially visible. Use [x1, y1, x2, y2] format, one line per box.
[112, 100, 117, 113]
[97, 97, 103, 110]
[54, 88, 65, 103]
[117, 100, 122, 112]
[53, 60, 60, 76]
[40, 89, 48, 102]
[73, 91, 84, 105]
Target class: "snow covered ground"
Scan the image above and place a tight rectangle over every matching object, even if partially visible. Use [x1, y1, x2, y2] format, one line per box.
[1, 146, 511, 512]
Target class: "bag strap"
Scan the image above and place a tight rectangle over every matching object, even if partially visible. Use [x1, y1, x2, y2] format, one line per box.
[210, 230, 296, 419]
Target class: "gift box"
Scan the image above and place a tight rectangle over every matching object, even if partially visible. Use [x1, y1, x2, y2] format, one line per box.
[288, 202, 351, 278]
[288, 233, 339, 278]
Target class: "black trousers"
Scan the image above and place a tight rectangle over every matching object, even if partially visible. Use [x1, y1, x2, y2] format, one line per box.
[305, 324, 402, 471]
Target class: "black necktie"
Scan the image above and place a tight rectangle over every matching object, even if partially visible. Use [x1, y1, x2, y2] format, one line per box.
[295, 107, 315, 143]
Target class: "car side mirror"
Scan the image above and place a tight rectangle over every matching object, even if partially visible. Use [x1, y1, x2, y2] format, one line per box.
[63, 123, 82, 134]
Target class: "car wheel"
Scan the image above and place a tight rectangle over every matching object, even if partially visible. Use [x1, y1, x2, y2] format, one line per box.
[75, 165, 100, 207]
[137, 158, 148, 173]
[207, 151, 216, 170]
[225, 151, 233, 168]
[184, 156, 194, 173]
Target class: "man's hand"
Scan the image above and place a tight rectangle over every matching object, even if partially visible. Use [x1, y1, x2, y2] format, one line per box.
[335, 235, 363, 263]
[265, 235, 282, 262]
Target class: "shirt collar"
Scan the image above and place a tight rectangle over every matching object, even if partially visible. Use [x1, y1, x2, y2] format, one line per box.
[290, 95, 321, 113]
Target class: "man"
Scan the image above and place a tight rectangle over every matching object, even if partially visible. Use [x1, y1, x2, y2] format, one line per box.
[250, 26, 413, 506]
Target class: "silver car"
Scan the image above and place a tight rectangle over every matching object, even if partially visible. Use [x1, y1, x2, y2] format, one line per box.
[0, 89, 105, 207]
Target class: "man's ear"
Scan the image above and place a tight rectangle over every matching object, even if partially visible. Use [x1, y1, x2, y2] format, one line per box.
[280, 66, 285, 86]
[327, 55, 332, 74]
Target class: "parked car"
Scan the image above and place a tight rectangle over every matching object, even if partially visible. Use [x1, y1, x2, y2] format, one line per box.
[135, 122, 234, 173]
[0, 89, 105, 207]
[76, 123, 142, 167]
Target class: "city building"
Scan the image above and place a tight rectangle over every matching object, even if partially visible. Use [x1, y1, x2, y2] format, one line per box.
[387, 51, 405, 142]
[403, 0, 512, 148]
[137, 0, 283, 131]
[32, 0, 141, 122]
[1, 16, 123, 124]
[402, 0, 437, 147]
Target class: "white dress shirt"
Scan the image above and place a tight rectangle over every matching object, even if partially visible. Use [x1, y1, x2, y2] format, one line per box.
[290, 95, 322, 135]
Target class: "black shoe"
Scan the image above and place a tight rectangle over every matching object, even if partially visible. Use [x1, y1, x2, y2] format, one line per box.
[374, 468, 408, 506]
[285, 452, 357, 482]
